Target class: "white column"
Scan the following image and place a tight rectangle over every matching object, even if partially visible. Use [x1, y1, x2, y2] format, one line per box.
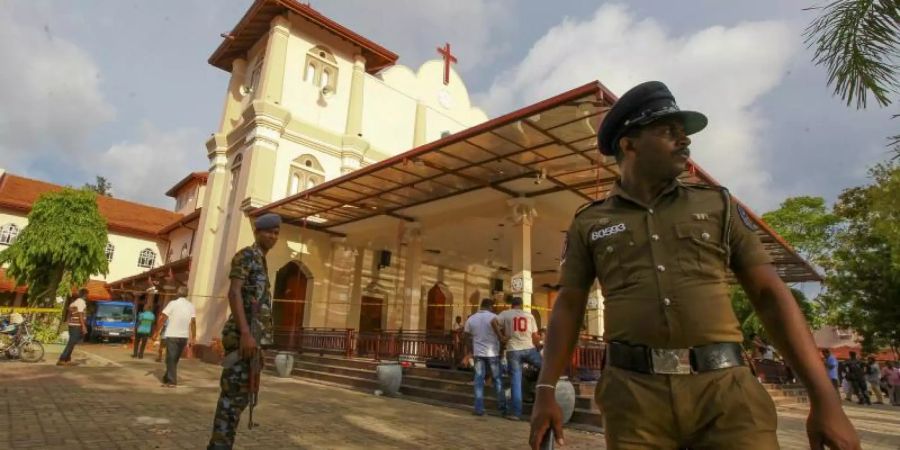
[401, 223, 424, 331]
[346, 248, 365, 330]
[508, 198, 537, 309]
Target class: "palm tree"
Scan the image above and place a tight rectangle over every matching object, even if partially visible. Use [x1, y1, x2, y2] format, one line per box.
[805, 0, 899, 108]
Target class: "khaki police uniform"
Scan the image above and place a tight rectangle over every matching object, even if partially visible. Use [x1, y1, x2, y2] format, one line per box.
[560, 179, 779, 449]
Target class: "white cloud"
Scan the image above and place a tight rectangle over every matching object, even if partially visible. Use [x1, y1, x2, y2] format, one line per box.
[318, 0, 515, 73]
[89, 123, 206, 208]
[0, 6, 115, 160]
[479, 4, 797, 207]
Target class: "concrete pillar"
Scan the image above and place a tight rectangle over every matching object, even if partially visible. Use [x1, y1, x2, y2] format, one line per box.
[401, 224, 423, 330]
[218, 58, 247, 133]
[413, 101, 427, 147]
[508, 198, 537, 309]
[345, 248, 365, 330]
[324, 237, 355, 328]
[585, 284, 605, 336]
[258, 15, 290, 105]
[345, 55, 366, 136]
[188, 134, 231, 345]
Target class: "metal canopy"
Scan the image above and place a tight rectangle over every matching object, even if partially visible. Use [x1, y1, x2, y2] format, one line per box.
[255, 81, 821, 283]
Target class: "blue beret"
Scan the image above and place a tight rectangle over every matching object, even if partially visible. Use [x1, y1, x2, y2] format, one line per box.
[254, 213, 282, 230]
[598, 81, 708, 156]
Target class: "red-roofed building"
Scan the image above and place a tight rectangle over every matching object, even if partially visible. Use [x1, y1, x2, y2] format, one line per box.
[0, 169, 204, 306]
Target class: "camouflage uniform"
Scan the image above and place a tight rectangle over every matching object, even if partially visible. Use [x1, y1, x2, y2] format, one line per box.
[208, 244, 274, 450]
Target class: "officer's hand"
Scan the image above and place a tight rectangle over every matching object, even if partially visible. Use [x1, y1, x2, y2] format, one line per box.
[806, 403, 861, 450]
[240, 333, 258, 359]
[529, 390, 564, 450]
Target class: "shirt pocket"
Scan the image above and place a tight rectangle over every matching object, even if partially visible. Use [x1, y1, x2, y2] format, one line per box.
[592, 231, 635, 292]
[674, 221, 727, 278]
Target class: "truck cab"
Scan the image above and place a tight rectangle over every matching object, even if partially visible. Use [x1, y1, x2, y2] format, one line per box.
[88, 300, 135, 342]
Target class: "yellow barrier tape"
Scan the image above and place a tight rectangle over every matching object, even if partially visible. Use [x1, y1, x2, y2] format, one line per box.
[0, 307, 62, 313]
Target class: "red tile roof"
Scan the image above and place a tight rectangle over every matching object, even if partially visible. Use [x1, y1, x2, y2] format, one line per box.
[209, 0, 398, 74]
[826, 345, 897, 362]
[0, 269, 112, 301]
[0, 173, 181, 238]
[165, 172, 209, 198]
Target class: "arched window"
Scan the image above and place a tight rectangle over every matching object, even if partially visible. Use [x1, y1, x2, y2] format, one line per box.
[180, 243, 189, 259]
[229, 153, 243, 194]
[0, 224, 18, 245]
[287, 154, 325, 196]
[105, 242, 115, 262]
[247, 56, 264, 97]
[304, 46, 338, 93]
[138, 248, 156, 268]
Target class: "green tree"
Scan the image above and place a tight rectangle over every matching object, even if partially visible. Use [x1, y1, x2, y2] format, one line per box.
[731, 286, 820, 342]
[761, 196, 840, 268]
[84, 175, 113, 197]
[0, 189, 109, 306]
[820, 162, 900, 358]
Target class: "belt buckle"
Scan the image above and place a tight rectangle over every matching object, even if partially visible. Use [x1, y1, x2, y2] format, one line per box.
[650, 348, 692, 374]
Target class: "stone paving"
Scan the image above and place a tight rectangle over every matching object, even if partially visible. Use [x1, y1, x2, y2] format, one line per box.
[0, 343, 897, 449]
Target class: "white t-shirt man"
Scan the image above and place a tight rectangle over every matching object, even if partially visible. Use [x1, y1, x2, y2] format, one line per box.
[498, 308, 538, 351]
[464, 310, 500, 357]
[67, 298, 87, 327]
[161, 297, 196, 339]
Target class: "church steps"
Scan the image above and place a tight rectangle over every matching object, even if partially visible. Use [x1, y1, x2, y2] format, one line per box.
[284, 367, 380, 391]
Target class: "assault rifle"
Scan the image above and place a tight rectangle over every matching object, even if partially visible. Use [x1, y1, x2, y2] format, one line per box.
[247, 299, 262, 429]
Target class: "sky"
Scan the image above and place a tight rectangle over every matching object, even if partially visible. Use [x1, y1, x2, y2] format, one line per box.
[0, 0, 896, 213]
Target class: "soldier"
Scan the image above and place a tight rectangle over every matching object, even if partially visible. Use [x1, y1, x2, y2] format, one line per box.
[529, 82, 860, 449]
[208, 213, 280, 450]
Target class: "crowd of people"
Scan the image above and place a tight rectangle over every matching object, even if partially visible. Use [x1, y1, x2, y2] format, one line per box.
[823, 349, 900, 406]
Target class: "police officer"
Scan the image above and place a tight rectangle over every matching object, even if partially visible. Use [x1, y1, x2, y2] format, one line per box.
[208, 213, 280, 449]
[529, 82, 860, 450]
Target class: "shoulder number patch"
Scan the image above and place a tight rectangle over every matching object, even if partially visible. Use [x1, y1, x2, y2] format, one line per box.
[591, 223, 626, 241]
[737, 204, 758, 231]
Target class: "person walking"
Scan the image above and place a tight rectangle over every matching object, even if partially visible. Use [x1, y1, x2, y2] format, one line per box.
[57, 289, 88, 367]
[530, 81, 859, 450]
[845, 352, 871, 405]
[882, 361, 900, 406]
[464, 298, 507, 417]
[823, 349, 839, 394]
[159, 286, 196, 387]
[498, 297, 542, 421]
[866, 356, 884, 404]
[132, 303, 155, 359]
[208, 213, 280, 449]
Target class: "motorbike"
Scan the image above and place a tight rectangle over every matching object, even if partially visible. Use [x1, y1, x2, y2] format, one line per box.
[0, 314, 45, 363]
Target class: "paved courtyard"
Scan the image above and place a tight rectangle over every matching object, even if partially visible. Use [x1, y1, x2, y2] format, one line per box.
[0, 343, 898, 449]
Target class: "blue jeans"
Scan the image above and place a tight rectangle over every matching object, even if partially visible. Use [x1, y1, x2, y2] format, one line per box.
[58, 326, 82, 362]
[507, 348, 543, 417]
[473, 356, 506, 415]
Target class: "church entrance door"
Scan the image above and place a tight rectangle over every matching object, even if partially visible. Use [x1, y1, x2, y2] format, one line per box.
[359, 295, 383, 333]
[273, 262, 307, 348]
[426, 284, 447, 332]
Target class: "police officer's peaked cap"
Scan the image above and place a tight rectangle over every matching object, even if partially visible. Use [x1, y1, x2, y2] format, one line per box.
[254, 213, 282, 230]
[598, 81, 708, 156]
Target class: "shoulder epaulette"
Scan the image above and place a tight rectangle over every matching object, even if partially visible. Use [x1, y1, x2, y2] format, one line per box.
[681, 181, 728, 192]
[574, 198, 606, 216]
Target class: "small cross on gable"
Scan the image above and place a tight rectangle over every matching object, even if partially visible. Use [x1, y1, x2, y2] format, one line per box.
[436, 42, 457, 85]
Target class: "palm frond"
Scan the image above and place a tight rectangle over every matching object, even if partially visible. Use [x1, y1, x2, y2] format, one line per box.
[804, 0, 900, 108]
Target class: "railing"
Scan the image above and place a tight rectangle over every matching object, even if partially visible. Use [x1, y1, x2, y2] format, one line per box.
[271, 328, 801, 385]
[272, 327, 604, 378]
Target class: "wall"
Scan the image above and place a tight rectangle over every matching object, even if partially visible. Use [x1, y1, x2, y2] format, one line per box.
[165, 227, 195, 263]
[103, 232, 167, 283]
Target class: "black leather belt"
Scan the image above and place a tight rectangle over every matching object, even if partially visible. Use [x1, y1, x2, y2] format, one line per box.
[606, 341, 745, 375]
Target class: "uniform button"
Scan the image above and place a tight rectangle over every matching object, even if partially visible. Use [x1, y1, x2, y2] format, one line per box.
[648, 208, 654, 215]
[701, 232, 710, 241]
[663, 298, 671, 306]
[606, 246, 614, 253]
[651, 234, 659, 241]
[657, 264, 666, 272]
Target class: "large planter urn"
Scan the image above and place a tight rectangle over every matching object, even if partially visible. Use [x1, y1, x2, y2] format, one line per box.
[274, 351, 295, 378]
[555, 376, 576, 424]
[375, 361, 402, 396]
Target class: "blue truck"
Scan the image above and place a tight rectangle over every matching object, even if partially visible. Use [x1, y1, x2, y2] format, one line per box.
[88, 300, 136, 342]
